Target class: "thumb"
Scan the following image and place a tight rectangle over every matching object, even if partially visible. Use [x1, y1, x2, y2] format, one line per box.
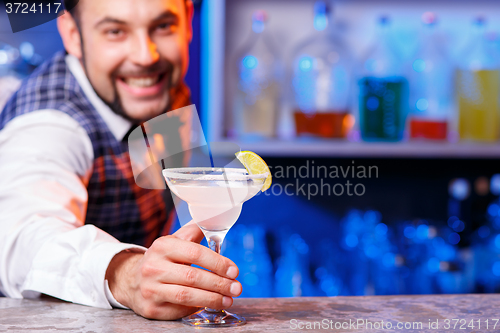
[173, 220, 204, 243]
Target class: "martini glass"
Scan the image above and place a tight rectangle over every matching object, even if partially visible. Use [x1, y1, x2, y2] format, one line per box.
[162, 167, 268, 327]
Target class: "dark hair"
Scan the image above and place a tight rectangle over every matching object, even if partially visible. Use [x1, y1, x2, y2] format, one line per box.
[63, 0, 80, 27]
[64, 0, 191, 22]
[63, 0, 79, 13]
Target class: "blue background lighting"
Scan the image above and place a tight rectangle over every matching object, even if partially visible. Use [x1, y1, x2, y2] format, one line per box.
[242, 55, 258, 69]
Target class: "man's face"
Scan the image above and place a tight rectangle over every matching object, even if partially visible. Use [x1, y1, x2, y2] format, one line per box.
[75, 0, 191, 122]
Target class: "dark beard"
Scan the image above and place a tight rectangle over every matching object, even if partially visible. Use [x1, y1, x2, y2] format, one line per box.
[100, 87, 138, 124]
[94, 70, 175, 125]
[84, 69, 174, 125]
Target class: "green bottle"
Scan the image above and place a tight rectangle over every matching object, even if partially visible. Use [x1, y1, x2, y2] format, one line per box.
[358, 16, 408, 142]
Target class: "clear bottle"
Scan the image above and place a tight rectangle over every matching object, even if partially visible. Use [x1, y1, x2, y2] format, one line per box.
[409, 13, 452, 141]
[274, 233, 317, 297]
[233, 11, 281, 141]
[358, 16, 409, 142]
[222, 225, 273, 297]
[456, 17, 500, 142]
[290, 1, 354, 139]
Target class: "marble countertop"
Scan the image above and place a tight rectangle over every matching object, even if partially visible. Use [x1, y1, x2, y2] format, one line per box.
[1, 294, 499, 332]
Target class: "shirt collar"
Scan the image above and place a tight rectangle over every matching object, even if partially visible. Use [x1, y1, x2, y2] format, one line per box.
[65, 54, 133, 141]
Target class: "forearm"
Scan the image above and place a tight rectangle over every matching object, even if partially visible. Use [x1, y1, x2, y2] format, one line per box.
[0, 217, 147, 308]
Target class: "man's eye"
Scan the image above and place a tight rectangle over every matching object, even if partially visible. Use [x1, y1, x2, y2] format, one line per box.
[156, 22, 173, 32]
[106, 29, 124, 37]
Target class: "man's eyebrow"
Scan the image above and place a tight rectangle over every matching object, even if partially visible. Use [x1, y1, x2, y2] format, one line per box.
[94, 11, 179, 29]
[94, 17, 127, 29]
[151, 11, 179, 23]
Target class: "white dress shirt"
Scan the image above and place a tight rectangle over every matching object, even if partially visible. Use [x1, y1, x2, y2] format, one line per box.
[0, 54, 148, 309]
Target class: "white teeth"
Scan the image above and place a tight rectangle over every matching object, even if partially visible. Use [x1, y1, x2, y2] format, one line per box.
[124, 76, 159, 88]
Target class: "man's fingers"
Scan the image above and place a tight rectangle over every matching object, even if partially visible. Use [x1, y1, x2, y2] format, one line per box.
[153, 236, 239, 279]
[173, 221, 204, 243]
[160, 263, 242, 297]
[156, 284, 233, 309]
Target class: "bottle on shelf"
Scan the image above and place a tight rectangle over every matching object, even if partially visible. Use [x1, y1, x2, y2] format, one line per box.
[274, 233, 317, 297]
[456, 16, 500, 142]
[233, 11, 282, 141]
[408, 12, 453, 141]
[290, 1, 354, 139]
[358, 16, 409, 142]
[223, 225, 273, 297]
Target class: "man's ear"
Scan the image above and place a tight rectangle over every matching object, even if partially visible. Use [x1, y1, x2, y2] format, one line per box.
[57, 11, 82, 59]
[185, 0, 194, 43]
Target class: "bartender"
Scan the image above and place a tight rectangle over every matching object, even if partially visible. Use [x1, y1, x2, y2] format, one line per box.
[0, 0, 242, 320]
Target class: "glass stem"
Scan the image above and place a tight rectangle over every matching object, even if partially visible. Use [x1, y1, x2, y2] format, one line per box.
[206, 235, 223, 313]
[208, 236, 222, 254]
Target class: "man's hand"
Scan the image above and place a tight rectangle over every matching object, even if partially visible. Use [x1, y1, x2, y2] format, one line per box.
[105, 223, 242, 320]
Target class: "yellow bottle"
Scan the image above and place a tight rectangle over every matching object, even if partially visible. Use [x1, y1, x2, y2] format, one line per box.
[456, 17, 500, 142]
[457, 69, 500, 141]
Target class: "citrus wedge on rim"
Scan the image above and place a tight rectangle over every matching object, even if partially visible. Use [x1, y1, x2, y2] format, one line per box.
[235, 151, 272, 192]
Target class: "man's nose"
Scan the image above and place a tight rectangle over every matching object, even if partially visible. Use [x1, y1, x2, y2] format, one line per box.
[130, 34, 160, 66]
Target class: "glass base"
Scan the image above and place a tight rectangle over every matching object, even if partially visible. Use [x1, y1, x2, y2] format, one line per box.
[182, 308, 246, 327]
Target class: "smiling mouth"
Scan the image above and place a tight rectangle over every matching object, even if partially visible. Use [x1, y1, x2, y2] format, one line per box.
[119, 72, 167, 88]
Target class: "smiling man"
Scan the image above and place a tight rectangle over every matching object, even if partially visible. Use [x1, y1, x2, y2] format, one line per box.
[0, 0, 242, 321]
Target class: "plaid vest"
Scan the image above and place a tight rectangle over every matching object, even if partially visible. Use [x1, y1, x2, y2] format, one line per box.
[0, 51, 191, 247]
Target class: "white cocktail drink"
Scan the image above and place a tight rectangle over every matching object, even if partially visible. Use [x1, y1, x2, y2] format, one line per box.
[169, 181, 262, 237]
[162, 167, 268, 327]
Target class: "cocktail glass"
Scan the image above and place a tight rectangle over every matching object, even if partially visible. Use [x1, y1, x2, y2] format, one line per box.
[162, 167, 268, 327]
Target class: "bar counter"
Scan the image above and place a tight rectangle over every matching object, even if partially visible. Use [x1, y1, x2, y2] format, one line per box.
[1, 294, 499, 332]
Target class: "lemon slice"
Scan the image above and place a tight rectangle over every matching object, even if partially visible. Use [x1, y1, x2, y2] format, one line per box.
[235, 151, 272, 192]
